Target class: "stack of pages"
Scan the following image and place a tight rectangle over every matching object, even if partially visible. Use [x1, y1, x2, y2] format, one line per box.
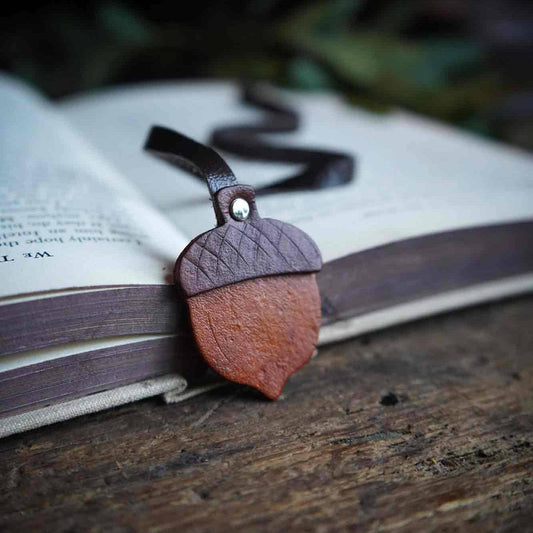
[1, 74, 532, 437]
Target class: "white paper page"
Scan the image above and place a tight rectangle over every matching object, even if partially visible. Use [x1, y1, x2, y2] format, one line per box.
[0, 75, 188, 299]
[62, 81, 533, 263]
[60, 81, 302, 209]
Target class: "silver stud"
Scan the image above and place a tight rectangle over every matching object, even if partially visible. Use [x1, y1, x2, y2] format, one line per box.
[230, 198, 250, 221]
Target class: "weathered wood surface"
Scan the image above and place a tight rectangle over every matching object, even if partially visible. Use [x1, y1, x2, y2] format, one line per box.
[1, 297, 533, 532]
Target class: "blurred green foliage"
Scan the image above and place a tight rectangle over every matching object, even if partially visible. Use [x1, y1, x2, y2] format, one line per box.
[2, 0, 532, 148]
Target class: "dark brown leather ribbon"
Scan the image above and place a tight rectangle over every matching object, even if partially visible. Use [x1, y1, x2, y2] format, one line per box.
[143, 86, 348, 398]
[145, 126, 238, 199]
[212, 84, 355, 194]
[145, 84, 355, 197]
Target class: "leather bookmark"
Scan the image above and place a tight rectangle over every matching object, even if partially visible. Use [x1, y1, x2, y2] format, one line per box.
[145, 126, 322, 399]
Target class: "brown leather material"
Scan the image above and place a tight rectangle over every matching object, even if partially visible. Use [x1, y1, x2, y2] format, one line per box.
[175, 185, 322, 297]
[187, 273, 321, 399]
[145, 126, 238, 198]
[211, 84, 355, 195]
[144, 87, 355, 198]
[146, 128, 324, 399]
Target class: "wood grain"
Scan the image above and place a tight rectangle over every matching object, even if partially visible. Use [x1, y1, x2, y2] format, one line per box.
[1, 296, 532, 532]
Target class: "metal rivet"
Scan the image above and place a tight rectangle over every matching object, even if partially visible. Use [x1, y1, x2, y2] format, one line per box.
[230, 198, 250, 221]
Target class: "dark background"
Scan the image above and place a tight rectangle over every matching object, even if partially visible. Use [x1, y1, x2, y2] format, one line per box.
[2, 0, 533, 150]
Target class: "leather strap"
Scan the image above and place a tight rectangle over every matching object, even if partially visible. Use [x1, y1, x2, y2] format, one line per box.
[211, 84, 355, 194]
[144, 84, 355, 198]
[144, 126, 238, 198]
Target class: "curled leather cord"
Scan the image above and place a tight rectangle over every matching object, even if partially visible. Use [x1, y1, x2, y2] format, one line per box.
[210, 84, 355, 195]
[144, 84, 355, 198]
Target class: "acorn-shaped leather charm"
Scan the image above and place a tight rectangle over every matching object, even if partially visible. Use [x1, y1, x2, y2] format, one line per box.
[145, 126, 322, 399]
[176, 185, 322, 399]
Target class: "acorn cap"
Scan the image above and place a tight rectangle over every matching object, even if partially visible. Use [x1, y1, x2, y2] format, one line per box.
[175, 185, 322, 298]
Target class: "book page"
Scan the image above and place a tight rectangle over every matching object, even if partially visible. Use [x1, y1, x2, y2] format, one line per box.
[60, 81, 302, 209]
[0, 75, 188, 300]
[62, 82, 533, 263]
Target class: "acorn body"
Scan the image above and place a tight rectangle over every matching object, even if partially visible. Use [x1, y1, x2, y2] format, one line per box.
[175, 185, 322, 398]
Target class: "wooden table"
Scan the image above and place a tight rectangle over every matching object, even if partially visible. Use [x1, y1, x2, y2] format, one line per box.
[1, 297, 532, 532]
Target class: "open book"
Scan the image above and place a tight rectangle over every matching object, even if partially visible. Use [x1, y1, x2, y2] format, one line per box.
[1, 74, 532, 437]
